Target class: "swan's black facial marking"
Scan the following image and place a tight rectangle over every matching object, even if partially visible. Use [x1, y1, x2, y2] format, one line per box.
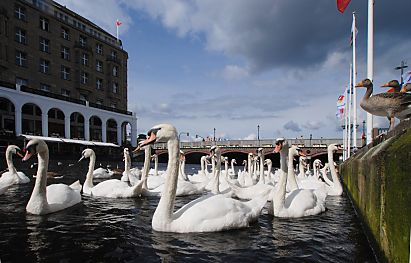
[22, 143, 38, 161]
[147, 128, 161, 137]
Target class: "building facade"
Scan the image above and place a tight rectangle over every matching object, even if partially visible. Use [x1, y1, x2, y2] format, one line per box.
[0, 0, 137, 146]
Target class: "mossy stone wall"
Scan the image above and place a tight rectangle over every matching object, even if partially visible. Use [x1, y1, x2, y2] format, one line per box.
[341, 129, 411, 262]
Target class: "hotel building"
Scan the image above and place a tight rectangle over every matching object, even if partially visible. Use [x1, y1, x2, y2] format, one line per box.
[0, 0, 137, 147]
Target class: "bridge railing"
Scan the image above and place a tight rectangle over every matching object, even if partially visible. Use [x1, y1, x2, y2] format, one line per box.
[153, 138, 355, 150]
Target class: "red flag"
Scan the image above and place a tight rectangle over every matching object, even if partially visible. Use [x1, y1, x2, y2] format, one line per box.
[116, 20, 122, 27]
[337, 0, 351, 13]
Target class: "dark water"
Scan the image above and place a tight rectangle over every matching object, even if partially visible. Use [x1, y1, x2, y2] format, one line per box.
[0, 161, 376, 262]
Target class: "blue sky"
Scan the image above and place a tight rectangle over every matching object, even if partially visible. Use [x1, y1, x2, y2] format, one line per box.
[55, 0, 411, 141]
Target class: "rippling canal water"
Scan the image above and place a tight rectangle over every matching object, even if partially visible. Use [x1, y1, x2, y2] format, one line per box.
[0, 161, 376, 262]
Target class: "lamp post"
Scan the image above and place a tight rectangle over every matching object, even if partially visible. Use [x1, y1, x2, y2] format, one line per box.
[213, 128, 216, 143]
[395, 61, 408, 85]
[257, 125, 260, 147]
[178, 131, 189, 148]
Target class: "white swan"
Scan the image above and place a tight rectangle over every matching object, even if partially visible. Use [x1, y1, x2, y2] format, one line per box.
[272, 138, 326, 218]
[323, 144, 343, 196]
[80, 148, 144, 198]
[121, 148, 132, 182]
[151, 154, 159, 177]
[227, 158, 237, 178]
[139, 123, 268, 233]
[93, 165, 113, 179]
[0, 145, 30, 186]
[22, 139, 81, 215]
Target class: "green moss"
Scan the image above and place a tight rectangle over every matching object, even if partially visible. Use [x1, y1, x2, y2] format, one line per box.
[341, 129, 411, 262]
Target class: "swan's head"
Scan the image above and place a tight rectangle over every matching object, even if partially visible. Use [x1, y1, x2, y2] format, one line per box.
[123, 148, 130, 155]
[210, 145, 220, 156]
[328, 143, 342, 152]
[224, 156, 228, 162]
[179, 150, 185, 155]
[138, 124, 177, 148]
[248, 153, 254, 158]
[79, 148, 95, 162]
[22, 139, 48, 161]
[7, 145, 24, 157]
[355, 79, 373, 88]
[273, 137, 287, 153]
[289, 145, 304, 157]
[381, 80, 400, 92]
[264, 159, 272, 165]
[242, 160, 247, 165]
[232, 159, 237, 164]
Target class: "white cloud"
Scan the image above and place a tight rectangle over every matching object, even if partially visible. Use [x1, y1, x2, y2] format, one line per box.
[222, 65, 249, 81]
[243, 133, 257, 140]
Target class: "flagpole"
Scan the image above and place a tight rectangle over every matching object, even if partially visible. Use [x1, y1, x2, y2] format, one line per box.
[347, 64, 352, 158]
[343, 88, 348, 160]
[352, 12, 357, 149]
[366, 0, 374, 144]
[116, 19, 119, 41]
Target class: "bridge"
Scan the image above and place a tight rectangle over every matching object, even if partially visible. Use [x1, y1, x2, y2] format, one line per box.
[152, 138, 359, 166]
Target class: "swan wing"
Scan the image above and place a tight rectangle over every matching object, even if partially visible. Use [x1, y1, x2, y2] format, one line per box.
[46, 184, 82, 212]
[89, 179, 143, 198]
[167, 193, 267, 233]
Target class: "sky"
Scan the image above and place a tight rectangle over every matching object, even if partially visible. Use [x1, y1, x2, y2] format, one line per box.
[55, 0, 411, 141]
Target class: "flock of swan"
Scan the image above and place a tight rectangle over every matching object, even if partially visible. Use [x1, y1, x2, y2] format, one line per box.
[0, 123, 344, 233]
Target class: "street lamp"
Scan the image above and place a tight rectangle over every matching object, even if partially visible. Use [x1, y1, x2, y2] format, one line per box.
[178, 132, 189, 148]
[257, 125, 260, 146]
[213, 128, 216, 142]
[395, 61, 408, 85]
[195, 134, 204, 140]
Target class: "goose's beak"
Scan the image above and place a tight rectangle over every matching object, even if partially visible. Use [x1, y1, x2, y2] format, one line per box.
[355, 81, 364, 87]
[381, 82, 390, 87]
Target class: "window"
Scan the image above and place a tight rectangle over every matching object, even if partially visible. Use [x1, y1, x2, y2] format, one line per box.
[61, 65, 70, 80]
[16, 77, 28, 87]
[15, 28, 26, 44]
[40, 83, 50, 91]
[81, 71, 88, 84]
[112, 66, 118, 77]
[61, 27, 70, 40]
[61, 46, 70, 60]
[81, 53, 88, 66]
[79, 94, 88, 102]
[15, 5, 26, 21]
[61, 89, 70, 97]
[96, 43, 103, 54]
[39, 59, 50, 74]
[96, 78, 103, 90]
[40, 17, 49, 31]
[96, 60, 103, 72]
[40, 37, 49, 53]
[15, 51, 27, 67]
[79, 35, 87, 47]
[112, 82, 118, 93]
[110, 50, 117, 59]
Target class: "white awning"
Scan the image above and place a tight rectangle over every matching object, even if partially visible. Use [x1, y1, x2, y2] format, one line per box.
[19, 135, 119, 147]
[19, 134, 64, 143]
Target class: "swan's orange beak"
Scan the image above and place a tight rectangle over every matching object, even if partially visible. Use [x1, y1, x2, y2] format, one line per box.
[138, 131, 157, 148]
[298, 150, 306, 157]
[22, 148, 34, 162]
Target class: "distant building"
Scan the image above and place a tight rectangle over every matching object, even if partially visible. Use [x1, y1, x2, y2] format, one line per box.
[0, 0, 137, 146]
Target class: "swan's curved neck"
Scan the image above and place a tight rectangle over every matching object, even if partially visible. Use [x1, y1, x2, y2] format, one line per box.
[124, 153, 131, 173]
[274, 149, 287, 213]
[5, 148, 17, 174]
[200, 156, 205, 172]
[154, 138, 179, 223]
[258, 154, 265, 184]
[231, 159, 235, 172]
[328, 149, 342, 192]
[29, 149, 49, 210]
[247, 156, 252, 174]
[287, 151, 298, 191]
[141, 146, 151, 189]
[85, 152, 96, 188]
[153, 156, 158, 176]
